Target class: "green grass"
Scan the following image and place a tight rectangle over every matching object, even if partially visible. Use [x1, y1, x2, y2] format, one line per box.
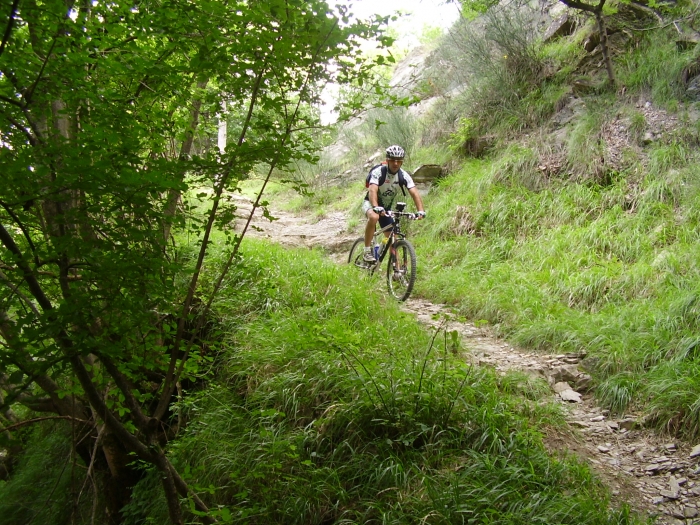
[0, 426, 81, 525]
[114, 240, 640, 524]
[617, 28, 694, 106]
[539, 23, 590, 80]
[409, 116, 700, 438]
[411, 143, 452, 168]
[129, 7, 700, 521]
[10, 7, 700, 525]
[338, 124, 700, 445]
[565, 104, 609, 180]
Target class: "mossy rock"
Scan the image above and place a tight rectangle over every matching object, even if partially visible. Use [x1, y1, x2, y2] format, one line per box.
[412, 164, 444, 184]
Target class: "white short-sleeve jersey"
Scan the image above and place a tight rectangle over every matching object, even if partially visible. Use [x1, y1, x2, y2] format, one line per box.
[366, 166, 415, 210]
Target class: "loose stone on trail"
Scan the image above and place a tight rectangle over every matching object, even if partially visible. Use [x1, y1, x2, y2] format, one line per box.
[553, 381, 571, 393]
[559, 389, 583, 403]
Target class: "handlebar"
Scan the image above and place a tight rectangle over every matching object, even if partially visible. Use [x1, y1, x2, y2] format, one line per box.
[385, 210, 420, 220]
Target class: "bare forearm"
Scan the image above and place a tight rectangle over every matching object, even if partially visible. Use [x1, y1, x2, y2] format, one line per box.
[409, 188, 424, 211]
[368, 186, 379, 207]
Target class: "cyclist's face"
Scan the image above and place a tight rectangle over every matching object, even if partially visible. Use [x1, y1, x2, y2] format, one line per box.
[387, 157, 403, 174]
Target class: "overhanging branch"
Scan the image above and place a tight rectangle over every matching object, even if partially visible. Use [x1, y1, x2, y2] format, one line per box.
[559, 0, 605, 15]
[0, 415, 90, 434]
[0, 0, 19, 58]
[0, 223, 53, 311]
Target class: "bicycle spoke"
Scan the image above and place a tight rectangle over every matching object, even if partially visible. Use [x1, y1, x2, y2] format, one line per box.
[386, 240, 416, 301]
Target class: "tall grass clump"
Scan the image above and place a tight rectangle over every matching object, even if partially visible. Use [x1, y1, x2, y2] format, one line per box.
[0, 425, 85, 525]
[489, 142, 546, 191]
[596, 372, 641, 415]
[440, 2, 554, 134]
[417, 95, 463, 147]
[120, 240, 641, 524]
[539, 24, 590, 80]
[645, 359, 700, 437]
[617, 27, 694, 105]
[565, 102, 609, 180]
[365, 107, 418, 160]
[413, 123, 700, 439]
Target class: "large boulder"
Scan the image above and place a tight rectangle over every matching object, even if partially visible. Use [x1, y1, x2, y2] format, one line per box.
[543, 12, 576, 43]
[411, 164, 443, 184]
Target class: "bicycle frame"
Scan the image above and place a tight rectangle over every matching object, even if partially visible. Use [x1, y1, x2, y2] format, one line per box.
[370, 216, 407, 270]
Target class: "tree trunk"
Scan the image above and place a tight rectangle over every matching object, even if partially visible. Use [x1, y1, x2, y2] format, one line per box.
[101, 431, 144, 524]
[162, 79, 209, 244]
[595, 11, 616, 86]
[558, 0, 616, 86]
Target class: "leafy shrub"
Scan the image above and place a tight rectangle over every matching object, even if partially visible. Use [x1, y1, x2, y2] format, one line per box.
[440, 3, 550, 134]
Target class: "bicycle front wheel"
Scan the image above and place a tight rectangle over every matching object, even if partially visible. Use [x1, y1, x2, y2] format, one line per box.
[386, 239, 416, 301]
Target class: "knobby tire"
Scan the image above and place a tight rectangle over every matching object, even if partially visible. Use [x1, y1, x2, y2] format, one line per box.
[386, 239, 416, 301]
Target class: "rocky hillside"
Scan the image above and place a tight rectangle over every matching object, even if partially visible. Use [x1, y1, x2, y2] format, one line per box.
[322, 0, 699, 191]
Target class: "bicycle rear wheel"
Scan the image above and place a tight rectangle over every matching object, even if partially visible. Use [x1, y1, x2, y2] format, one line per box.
[386, 239, 416, 301]
[348, 237, 373, 271]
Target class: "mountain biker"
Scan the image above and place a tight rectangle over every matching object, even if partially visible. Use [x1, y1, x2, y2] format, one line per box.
[362, 145, 425, 262]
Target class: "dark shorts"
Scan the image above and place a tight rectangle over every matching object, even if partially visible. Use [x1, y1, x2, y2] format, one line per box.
[378, 214, 394, 229]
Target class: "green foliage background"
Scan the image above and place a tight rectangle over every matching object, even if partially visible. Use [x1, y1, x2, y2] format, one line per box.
[4, 0, 700, 522]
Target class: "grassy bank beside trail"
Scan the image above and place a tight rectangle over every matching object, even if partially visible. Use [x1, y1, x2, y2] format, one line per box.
[411, 142, 700, 438]
[258, 0, 700, 448]
[114, 241, 637, 524]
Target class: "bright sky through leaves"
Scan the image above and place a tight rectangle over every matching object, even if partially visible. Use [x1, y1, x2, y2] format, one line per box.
[321, 1, 460, 123]
[346, 0, 459, 37]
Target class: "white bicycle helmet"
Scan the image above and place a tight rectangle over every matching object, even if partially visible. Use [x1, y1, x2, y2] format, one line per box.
[385, 145, 405, 159]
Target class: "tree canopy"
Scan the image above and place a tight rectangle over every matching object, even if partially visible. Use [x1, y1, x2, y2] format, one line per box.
[0, 0, 388, 522]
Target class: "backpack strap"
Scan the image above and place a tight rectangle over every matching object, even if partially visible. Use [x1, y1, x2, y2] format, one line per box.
[378, 165, 388, 186]
[397, 169, 407, 196]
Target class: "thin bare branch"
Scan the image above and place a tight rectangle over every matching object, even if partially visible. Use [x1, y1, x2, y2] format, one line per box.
[0, 199, 41, 264]
[0, 222, 53, 311]
[167, 20, 342, 405]
[97, 353, 152, 432]
[162, 78, 209, 243]
[0, 269, 40, 317]
[0, 0, 19, 58]
[153, 67, 266, 422]
[68, 354, 155, 462]
[0, 110, 38, 145]
[0, 93, 25, 109]
[0, 415, 90, 433]
[75, 424, 106, 512]
[24, 35, 59, 104]
[558, 0, 604, 14]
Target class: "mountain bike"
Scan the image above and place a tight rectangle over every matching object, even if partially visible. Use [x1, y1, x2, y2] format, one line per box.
[348, 202, 418, 302]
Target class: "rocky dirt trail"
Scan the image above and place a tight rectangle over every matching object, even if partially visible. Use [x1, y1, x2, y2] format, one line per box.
[234, 195, 700, 524]
[407, 299, 700, 525]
